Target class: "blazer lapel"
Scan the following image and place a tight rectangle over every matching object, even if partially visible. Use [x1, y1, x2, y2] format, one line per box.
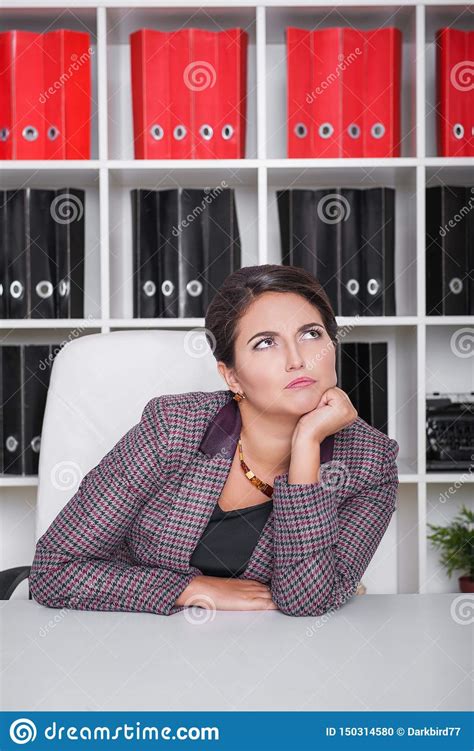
[155, 390, 339, 581]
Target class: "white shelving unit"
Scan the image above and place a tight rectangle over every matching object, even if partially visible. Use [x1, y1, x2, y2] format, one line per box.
[1, 1, 473, 598]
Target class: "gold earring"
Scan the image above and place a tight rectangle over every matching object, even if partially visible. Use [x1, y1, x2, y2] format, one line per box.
[233, 392, 246, 402]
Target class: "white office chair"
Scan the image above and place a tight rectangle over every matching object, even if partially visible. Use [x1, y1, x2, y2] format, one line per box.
[0, 329, 224, 599]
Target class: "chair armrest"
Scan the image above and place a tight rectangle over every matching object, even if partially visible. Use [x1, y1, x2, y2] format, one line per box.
[0, 566, 32, 599]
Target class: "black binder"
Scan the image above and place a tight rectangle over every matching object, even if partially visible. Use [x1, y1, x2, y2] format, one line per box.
[426, 186, 472, 315]
[361, 189, 396, 315]
[202, 188, 241, 312]
[53, 188, 85, 318]
[277, 187, 396, 317]
[340, 189, 363, 316]
[337, 341, 388, 433]
[1, 188, 85, 319]
[0, 344, 59, 475]
[0, 346, 21, 473]
[277, 189, 340, 312]
[131, 189, 160, 318]
[0, 192, 7, 318]
[131, 187, 241, 318]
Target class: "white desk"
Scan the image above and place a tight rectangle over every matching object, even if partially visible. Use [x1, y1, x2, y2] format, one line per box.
[1, 594, 472, 712]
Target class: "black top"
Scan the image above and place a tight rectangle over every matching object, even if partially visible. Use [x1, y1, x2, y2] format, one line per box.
[189, 498, 273, 577]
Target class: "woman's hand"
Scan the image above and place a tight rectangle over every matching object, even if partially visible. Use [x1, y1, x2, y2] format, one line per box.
[293, 386, 358, 445]
[176, 575, 278, 611]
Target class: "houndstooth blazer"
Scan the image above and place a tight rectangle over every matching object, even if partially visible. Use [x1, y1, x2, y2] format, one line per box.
[29, 388, 400, 617]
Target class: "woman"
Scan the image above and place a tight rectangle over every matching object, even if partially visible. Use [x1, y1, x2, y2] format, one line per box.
[29, 264, 399, 617]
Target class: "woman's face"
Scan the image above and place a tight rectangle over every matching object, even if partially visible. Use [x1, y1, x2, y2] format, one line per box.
[218, 291, 338, 417]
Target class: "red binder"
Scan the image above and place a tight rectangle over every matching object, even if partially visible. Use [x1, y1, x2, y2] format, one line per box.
[214, 28, 248, 159]
[312, 28, 344, 157]
[286, 28, 314, 158]
[341, 28, 365, 157]
[130, 28, 248, 159]
[363, 28, 402, 157]
[192, 30, 220, 159]
[130, 30, 171, 159]
[168, 29, 193, 159]
[42, 30, 91, 159]
[436, 28, 474, 157]
[0, 31, 46, 159]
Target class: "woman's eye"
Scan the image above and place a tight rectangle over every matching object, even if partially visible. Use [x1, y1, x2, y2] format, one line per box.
[254, 328, 321, 350]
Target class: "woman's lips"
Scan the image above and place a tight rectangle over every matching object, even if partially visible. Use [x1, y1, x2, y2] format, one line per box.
[285, 378, 316, 389]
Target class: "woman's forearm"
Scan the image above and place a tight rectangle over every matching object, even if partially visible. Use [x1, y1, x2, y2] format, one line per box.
[288, 433, 322, 485]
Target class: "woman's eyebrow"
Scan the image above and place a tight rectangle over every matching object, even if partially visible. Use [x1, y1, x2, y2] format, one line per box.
[246, 322, 325, 345]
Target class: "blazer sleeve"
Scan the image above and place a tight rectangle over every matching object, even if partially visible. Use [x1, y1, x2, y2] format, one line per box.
[269, 437, 400, 617]
[29, 397, 201, 616]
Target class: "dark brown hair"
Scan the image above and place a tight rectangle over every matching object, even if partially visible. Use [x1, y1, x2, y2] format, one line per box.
[204, 264, 338, 368]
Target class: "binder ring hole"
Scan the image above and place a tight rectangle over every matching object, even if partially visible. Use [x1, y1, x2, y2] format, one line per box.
[10, 280, 24, 299]
[200, 124, 213, 140]
[47, 126, 60, 141]
[22, 126, 39, 142]
[162, 280, 174, 297]
[58, 279, 70, 297]
[294, 123, 308, 139]
[6, 436, 19, 453]
[371, 123, 385, 139]
[453, 123, 464, 140]
[348, 123, 361, 139]
[367, 279, 380, 296]
[346, 279, 360, 295]
[0, 128, 9, 141]
[0, 283, 3, 295]
[143, 280, 157, 297]
[449, 277, 463, 294]
[319, 123, 334, 139]
[186, 280, 203, 297]
[150, 124, 164, 141]
[174, 125, 187, 141]
[31, 436, 41, 453]
[36, 280, 54, 299]
[222, 124, 234, 140]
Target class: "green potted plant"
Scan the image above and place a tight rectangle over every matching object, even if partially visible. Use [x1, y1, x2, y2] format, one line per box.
[427, 504, 474, 593]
